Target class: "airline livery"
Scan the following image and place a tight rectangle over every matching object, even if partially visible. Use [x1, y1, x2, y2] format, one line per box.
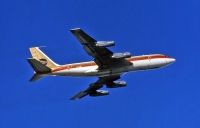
[27, 28, 175, 100]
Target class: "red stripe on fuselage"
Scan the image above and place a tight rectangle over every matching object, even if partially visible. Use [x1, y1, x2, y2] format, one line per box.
[51, 55, 170, 72]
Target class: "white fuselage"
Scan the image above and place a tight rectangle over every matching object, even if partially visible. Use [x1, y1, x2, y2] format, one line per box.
[48, 54, 175, 77]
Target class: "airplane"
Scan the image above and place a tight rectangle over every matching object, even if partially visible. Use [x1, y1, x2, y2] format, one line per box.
[27, 28, 176, 100]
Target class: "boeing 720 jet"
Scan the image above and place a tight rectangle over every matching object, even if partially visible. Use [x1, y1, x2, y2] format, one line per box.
[27, 28, 175, 100]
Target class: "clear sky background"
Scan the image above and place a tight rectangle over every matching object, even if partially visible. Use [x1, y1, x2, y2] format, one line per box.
[0, 0, 200, 128]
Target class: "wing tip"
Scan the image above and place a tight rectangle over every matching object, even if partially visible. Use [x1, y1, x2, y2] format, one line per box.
[70, 28, 81, 32]
[70, 97, 79, 100]
[70, 91, 88, 100]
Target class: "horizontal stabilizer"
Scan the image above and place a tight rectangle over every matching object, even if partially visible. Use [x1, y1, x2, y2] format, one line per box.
[27, 58, 51, 73]
[29, 73, 42, 82]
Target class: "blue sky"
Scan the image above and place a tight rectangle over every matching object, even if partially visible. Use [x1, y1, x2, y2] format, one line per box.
[0, 0, 200, 128]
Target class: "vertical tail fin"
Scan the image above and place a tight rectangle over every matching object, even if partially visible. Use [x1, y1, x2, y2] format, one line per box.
[28, 47, 59, 82]
[29, 47, 59, 68]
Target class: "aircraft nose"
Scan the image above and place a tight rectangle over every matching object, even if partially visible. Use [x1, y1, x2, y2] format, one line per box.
[171, 58, 176, 62]
[166, 58, 176, 64]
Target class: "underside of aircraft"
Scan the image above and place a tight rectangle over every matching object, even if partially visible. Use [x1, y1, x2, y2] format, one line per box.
[27, 28, 175, 100]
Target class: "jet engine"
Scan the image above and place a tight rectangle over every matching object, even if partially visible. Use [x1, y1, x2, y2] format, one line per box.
[111, 52, 131, 59]
[89, 90, 109, 97]
[106, 80, 127, 88]
[95, 41, 115, 47]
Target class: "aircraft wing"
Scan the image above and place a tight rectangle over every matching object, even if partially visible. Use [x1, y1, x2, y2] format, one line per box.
[70, 28, 132, 69]
[70, 75, 120, 100]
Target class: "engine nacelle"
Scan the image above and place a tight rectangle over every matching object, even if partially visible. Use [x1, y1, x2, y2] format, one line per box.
[111, 52, 131, 59]
[107, 80, 127, 88]
[89, 90, 109, 97]
[95, 41, 115, 47]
